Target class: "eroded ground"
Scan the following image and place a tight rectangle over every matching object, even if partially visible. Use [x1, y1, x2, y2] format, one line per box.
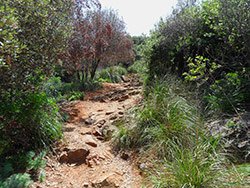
[33, 75, 143, 188]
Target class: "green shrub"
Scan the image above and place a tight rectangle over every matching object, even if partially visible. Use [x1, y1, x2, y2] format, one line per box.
[143, 0, 249, 115]
[0, 173, 32, 188]
[0, 92, 62, 156]
[128, 60, 147, 75]
[97, 66, 128, 83]
[0, 150, 47, 186]
[43, 77, 87, 101]
[82, 80, 101, 91]
[65, 91, 84, 101]
[205, 72, 246, 114]
[43, 77, 63, 99]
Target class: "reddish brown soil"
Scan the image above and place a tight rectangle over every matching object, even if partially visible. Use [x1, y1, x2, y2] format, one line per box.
[32, 75, 143, 188]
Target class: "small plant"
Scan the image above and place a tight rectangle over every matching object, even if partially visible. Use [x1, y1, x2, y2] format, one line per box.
[128, 60, 148, 77]
[97, 65, 128, 83]
[205, 72, 244, 114]
[43, 77, 63, 99]
[66, 91, 84, 101]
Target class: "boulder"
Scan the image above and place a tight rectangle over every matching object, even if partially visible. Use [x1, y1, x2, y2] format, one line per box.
[84, 135, 98, 147]
[59, 147, 90, 164]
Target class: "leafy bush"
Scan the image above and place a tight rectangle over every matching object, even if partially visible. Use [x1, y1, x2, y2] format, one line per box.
[0, 92, 62, 156]
[65, 91, 84, 101]
[43, 77, 63, 99]
[0, 150, 47, 187]
[43, 77, 86, 102]
[0, 0, 73, 94]
[143, 0, 249, 114]
[0, 173, 32, 188]
[205, 72, 246, 114]
[128, 60, 147, 74]
[97, 66, 128, 83]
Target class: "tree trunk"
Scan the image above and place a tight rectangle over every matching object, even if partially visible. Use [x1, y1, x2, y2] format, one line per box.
[90, 59, 100, 80]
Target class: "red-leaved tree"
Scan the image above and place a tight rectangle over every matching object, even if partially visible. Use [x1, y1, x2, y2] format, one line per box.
[61, 8, 134, 82]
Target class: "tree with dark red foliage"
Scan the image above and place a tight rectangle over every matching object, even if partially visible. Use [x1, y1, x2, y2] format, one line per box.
[61, 8, 134, 82]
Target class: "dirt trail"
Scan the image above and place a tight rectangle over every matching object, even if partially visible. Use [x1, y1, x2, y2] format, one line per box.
[33, 75, 143, 188]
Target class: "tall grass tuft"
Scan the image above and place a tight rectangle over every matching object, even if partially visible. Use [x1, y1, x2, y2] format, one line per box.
[115, 74, 227, 187]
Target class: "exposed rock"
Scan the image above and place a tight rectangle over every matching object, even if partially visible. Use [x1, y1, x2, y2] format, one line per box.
[83, 182, 89, 187]
[63, 127, 75, 132]
[59, 148, 90, 164]
[118, 95, 129, 102]
[207, 113, 250, 162]
[139, 163, 147, 170]
[84, 135, 98, 147]
[85, 118, 96, 125]
[120, 152, 129, 160]
[95, 119, 106, 128]
[128, 90, 141, 96]
[118, 111, 124, 115]
[92, 129, 102, 137]
[91, 173, 122, 188]
[106, 111, 115, 115]
[110, 114, 118, 120]
[121, 75, 130, 83]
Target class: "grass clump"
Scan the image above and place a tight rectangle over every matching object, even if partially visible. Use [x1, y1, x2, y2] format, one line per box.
[97, 65, 128, 83]
[115, 74, 229, 187]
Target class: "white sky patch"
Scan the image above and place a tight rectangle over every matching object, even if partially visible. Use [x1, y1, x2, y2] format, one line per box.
[100, 0, 178, 36]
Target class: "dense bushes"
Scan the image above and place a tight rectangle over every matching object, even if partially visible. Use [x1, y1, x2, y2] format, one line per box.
[0, 92, 62, 156]
[0, 0, 79, 185]
[144, 0, 250, 114]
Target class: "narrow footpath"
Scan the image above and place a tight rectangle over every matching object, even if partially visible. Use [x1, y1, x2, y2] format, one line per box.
[33, 75, 143, 188]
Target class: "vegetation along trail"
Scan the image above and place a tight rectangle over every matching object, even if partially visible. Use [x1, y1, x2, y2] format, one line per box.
[33, 75, 143, 188]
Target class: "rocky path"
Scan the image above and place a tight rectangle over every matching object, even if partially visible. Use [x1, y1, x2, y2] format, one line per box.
[33, 75, 143, 188]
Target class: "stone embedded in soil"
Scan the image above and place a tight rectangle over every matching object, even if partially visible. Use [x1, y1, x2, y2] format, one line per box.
[109, 114, 118, 120]
[121, 75, 130, 83]
[59, 148, 90, 164]
[85, 117, 96, 125]
[118, 111, 124, 115]
[120, 152, 130, 160]
[106, 111, 115, 115]
[91, 174, 123, 188]
[83, 182, 89, 187]
[128, 90, 141, 96]
[84, 135, 98, 147]
[95, 119, 106, 128]
[118, 95, 129, 102]
[93, 129, 102, 137]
